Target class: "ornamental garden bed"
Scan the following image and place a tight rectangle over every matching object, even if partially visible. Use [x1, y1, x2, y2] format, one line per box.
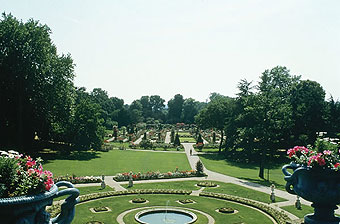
[113, 170, 203, 182]
[197, 181, 218, 187]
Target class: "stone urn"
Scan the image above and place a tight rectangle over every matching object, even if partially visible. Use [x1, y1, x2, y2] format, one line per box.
[0, 181, 79, 224]
[282, 163, 340, 224]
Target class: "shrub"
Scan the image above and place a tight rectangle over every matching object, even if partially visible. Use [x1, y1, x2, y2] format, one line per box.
[196, 160, 204, 175]
[139, 139, 154, 149]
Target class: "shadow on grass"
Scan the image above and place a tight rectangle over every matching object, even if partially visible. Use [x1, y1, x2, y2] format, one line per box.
[39, 150, 101, 163]
[239, 177, 285, 189]
[200, 151, 289, 170]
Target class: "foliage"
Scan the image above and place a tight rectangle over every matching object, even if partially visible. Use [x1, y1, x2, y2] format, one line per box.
[174, 133, 181, 146]
[54, 175, 101, 184]
[0, 13, 75, 151]
[287, 138, 340, 169]
[196, 160, 204, 175]
[139, 139, 154, 149]
[200, 192, 291, 224]
[0, 151, 53, 198]
[167, 94, 184, 123]
[113, 170, 198, 181]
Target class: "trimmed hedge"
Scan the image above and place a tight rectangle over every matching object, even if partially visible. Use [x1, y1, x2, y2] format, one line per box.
[47, 189, 192, 217]
[199, 192, 291, 224]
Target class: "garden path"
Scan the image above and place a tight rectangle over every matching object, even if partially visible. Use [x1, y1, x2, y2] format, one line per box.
[164, 131, 171, 144]
[134, 133, 146, 144]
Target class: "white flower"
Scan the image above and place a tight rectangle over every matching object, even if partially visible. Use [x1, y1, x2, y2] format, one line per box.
[8, 150, 19, 155]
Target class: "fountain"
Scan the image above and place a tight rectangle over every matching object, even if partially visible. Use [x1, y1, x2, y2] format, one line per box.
[135, 207, 197, 224]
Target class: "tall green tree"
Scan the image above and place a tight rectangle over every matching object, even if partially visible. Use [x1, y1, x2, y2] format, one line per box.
[290, 80, 326, 145]
[0, 13, 75, 152]
[195, 96, 235, 152]
[167, 94, 184, 123]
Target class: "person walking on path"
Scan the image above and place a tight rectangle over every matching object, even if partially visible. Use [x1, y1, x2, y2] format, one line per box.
[190, 149, 192, 156]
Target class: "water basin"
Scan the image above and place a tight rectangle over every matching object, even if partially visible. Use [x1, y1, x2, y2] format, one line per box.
[135, 208, 197, 224]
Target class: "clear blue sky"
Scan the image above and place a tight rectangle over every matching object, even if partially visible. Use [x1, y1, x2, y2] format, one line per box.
[2, 0, 340, 104]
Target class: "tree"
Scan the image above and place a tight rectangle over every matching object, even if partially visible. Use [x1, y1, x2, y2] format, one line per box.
[238, 66, 297, 179]
[290, 80, 326, 145]
[167, 94, 184, 123]
[174, 133, 181, 146]
[71, 96, 105, 150]
[182, 98, 199, 124]
[195, 96, 235, 153]
[150, 95, 166, 121]
[0, 13, 75, 152]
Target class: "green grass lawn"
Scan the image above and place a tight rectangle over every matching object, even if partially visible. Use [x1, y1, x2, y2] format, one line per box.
[281, 205, 314, 218]
[121, 180, 201, 191]
[179, 137, 196, 143]
[178, 132, 192, 136]
[199, 148, 220, 153]
[72, 194, 275, 224]
[202, 181, 287, 204]
[199, 154, 287, 190]
[121, 180, 287, 204]
[57, 185, 114, 201]
[106, 142, 129, 148]
[43, 150, 191, 176]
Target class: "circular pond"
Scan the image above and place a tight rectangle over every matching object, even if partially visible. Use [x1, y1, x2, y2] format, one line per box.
[135, 208, 197, 224]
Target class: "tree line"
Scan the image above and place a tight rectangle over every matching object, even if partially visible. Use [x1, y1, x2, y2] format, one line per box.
[195, 66, 340, 178]
[0, 14, 205, 153]
[1, 14, 339, 159]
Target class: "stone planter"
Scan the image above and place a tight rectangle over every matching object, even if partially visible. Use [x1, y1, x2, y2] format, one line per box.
[282, 163, 340, 224]
[0, 181, 79, 224]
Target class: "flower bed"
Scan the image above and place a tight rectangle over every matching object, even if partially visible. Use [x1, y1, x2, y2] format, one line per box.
[197, 181, 217, 187]
[0, 150, 54, 197]
[113, 170, 200, 182]
[218, 207, 234, 213]
[178, 198, 195, 204]
[47, 189, 191, 217]
[199, 192, 291, 224]
[54, 175, 101, 184]
[132, 197, 147, 203]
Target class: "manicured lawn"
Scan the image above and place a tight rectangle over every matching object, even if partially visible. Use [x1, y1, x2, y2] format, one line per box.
[178, 132, 192, 136]
[199, 154, 287, 190]
[121, 180, 287, 204]
[57, 186, 113, 201]
[202, 181, 287, 204]
[135, 147, 184, 152]
[72, 194, 275, 224]
[180, 137, 196, 143]
[121, 180, 201, 191]
[43, 150, 191, 176]
[281, 205, 314, 218]
[106, 142, 129, 148]
[199, 148, 220, 153]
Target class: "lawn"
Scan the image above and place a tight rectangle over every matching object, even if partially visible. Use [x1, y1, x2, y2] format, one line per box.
[281, 205, 314, 218]
[121, 180, 201, 191]
[199, 154, 287, 190]
[72, 194, 275, 224]
[42, 150, 191, 176]
[179, 137, 196, 143]
[105, 142, 129, 148]
[202, 181, 287, 204]
[57, 185, 114, 201]
[121, 180, 287, 204]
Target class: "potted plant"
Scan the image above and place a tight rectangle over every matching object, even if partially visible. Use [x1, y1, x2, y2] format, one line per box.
[0, 150, 79, 224]
[282, 139, 340, 224]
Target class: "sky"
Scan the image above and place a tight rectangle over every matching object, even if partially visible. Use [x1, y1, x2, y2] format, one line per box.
[2, 0, 340, 104]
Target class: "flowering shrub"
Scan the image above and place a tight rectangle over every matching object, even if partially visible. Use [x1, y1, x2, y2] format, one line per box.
[0, 150, 54, 198]
[54, 174, 101, 184]
[113, 170, 199, 182]
[287, 138, 340, 169]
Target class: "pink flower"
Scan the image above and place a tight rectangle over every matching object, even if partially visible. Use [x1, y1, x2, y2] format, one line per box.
[317, 157, 326, 166]
[334, 163, 340, 168]
[26, 160, 36, 168]
[323, 150, 332, 155]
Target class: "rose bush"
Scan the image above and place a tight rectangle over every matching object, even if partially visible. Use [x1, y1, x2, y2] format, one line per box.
[0, 150, 54, 198]
[287, 138, 340, 169]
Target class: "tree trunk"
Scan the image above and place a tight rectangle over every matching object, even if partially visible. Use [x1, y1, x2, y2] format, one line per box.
[259, 149, 265, 179]
[219, 129, 224, 153]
